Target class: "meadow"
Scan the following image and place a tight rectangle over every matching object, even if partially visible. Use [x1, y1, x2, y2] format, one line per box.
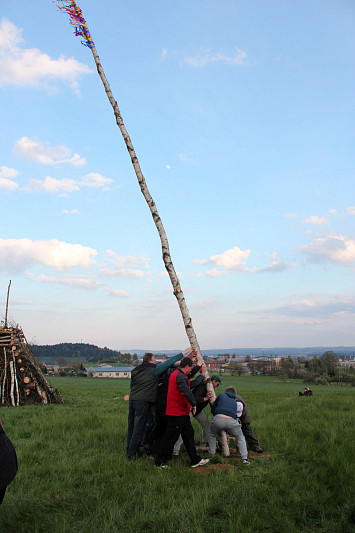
[0, 375, 354, 533]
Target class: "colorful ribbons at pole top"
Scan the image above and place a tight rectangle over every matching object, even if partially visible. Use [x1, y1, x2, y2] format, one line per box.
[57, 0, 94, 48]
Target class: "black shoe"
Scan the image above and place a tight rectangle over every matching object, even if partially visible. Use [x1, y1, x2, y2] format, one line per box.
[254, 446, 264, 454]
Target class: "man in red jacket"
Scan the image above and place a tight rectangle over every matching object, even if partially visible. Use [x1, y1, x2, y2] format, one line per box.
[154, 357, 210, 469]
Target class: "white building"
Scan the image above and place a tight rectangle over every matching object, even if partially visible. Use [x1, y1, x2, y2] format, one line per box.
[86, 366, 134, 378]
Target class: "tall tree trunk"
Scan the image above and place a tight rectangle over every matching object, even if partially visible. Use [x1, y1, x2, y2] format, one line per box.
[89, 45, 230, 456]
[90, 44, 204, 360]
[57, 2, 229, 454]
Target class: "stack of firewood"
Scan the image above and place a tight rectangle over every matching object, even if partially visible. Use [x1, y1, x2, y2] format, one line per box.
[0, 325, 62, 407]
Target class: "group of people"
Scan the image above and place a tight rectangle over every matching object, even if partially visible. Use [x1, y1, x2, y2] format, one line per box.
[126, 347, 263, 469]
[299, 387, 313, 396]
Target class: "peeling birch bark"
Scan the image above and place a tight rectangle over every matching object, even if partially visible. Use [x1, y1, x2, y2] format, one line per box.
[88, 43, 230, 456]
[89, 44, 202, 355]
[9, 361, 15, 407]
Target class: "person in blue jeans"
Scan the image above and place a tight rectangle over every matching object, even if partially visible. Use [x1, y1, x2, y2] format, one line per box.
[126, 348, 194, 459]
[209, 386, 250, 464]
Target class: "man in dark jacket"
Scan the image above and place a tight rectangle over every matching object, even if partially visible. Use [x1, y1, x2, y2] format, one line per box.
[234, 393, 263, 453]
[0, 420, 18, 504]
[154, 357, 210, 469]
[209, 386, 249, 464]
[126, 348, 191, 459]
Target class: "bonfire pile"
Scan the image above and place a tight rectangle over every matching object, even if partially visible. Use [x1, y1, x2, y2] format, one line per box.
[0, 324, 62, 407]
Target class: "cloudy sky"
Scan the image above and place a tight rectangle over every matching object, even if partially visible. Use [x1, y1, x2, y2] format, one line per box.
[0, 1, 354, 350]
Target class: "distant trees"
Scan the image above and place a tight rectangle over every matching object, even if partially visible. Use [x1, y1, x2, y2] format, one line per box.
[229, 362, 247, 376]
[243, 351, 354, 386]
[30, 343, 134, 364]
[303, 351, 354, 386]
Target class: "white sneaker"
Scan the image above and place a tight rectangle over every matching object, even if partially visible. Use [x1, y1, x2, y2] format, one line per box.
[191, 458, 210, 468]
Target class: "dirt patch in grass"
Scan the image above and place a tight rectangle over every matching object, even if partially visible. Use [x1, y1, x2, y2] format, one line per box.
[192, 449, 272, 474]
[194, 464, 236, 474]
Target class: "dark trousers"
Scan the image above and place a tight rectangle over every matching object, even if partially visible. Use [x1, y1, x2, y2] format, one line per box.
[147, 403, 167, 455]
[242, 422, 260, 450]
[155, 415, 201, 466]
[0, 487, 6, 505]
[126, 400, 151, 458]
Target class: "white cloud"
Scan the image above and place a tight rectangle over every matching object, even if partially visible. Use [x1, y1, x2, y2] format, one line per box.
[62, 209, 79, 215]
[80, 172, 113, 189]
[14, 137, 86, 166]
[100, 268, 145, 279]
[27, 176, 79, 193]
[303, 215, 329, 226]
[0, 166, 19, 179]
[250, 260, 290, 274]
[160, 48, 168, 61]
[38, 274, 103, 290]
[104, 252, 150, 269]
[197, 269, 223, 278]
[184, 47, 247, 68]
[0, 19, 92, 91]
[284, 213, 299, 219]
[347, 206, 355, 215]
[0, 238, 97, 272]
[105, 288, 130, 298]
[194, 246, 250, 271]
[0, 166, 19, 191]
[300, 233, 355, 266]
[0, 178, 18, 191]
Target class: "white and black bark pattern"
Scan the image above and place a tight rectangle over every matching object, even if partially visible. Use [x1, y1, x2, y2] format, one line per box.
[89, 45, 230, 455]
[90, 46, 202, 357]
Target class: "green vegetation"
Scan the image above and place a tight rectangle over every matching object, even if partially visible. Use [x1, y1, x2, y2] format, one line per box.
[0, 375, 354, 532]
[31, 343, 134, 364]
[246, 351, 355, 386]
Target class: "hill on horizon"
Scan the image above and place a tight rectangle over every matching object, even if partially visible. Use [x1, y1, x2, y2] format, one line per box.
[119, 346, 355, 357]
[31, 343, 355, 362]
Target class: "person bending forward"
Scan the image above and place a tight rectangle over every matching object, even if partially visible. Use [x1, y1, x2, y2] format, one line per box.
[155, 357, 209, 469]
[209, 386, 249, 464]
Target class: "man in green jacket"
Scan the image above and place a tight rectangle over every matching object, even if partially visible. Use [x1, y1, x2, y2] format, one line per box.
[126, 348, 193, 459]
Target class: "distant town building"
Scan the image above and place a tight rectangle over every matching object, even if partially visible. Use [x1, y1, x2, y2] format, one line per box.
[86, 366, 134, 378]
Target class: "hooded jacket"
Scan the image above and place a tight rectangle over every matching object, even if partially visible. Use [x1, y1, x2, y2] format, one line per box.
[211, 391, 243, 420]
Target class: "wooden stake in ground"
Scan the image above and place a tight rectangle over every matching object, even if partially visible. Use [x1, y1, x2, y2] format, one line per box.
[57, 1, 229, 453]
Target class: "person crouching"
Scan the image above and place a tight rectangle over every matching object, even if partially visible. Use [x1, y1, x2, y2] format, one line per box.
[209, 386, 250, 465]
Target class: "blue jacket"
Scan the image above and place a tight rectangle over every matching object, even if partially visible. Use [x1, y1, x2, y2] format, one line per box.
[211, 391, 242, 420]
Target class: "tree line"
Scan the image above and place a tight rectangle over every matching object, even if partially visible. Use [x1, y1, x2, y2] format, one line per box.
[229, 351, 354, 386]
[30, 343, 135, 364]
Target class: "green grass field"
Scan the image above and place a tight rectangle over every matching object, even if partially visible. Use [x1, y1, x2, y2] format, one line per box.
[0, 375, 354, 533]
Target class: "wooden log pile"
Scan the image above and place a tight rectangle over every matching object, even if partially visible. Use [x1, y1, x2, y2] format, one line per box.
[0, 325, 63, 407]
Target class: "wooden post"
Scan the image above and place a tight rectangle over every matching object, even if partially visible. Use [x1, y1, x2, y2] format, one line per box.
[57, 2, 230, 452]
[4, 280, 11, 328]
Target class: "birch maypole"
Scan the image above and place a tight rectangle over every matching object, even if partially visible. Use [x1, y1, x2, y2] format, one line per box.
[57, 1, 204, 360]
[57, 1, 229, 453]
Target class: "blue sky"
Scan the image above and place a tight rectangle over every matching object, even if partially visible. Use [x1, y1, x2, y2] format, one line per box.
[0, 0, 354, 350]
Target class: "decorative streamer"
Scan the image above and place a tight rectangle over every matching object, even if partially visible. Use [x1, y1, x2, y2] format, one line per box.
[57, 0, 94, 48]
[56, 0, 230, 454]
